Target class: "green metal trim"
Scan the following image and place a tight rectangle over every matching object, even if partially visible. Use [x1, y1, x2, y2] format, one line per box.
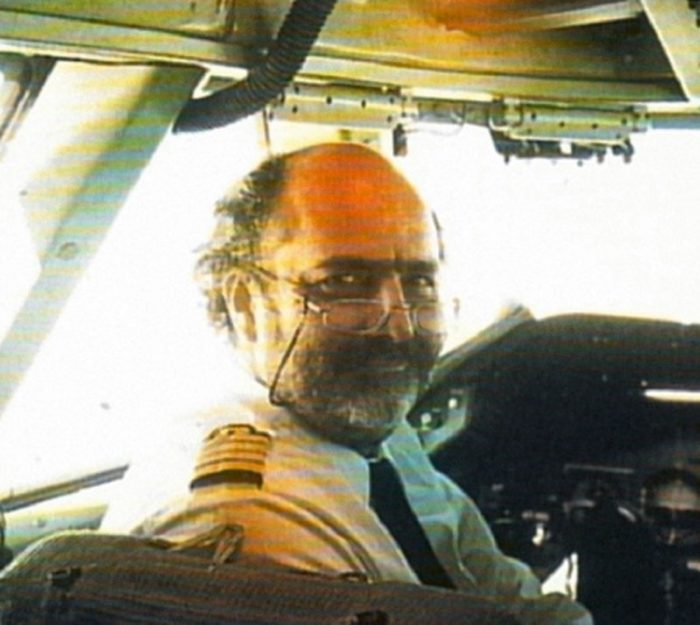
[640, 0, 700, 101]
[0, 465, 127, 512]
[0, 8, 250, 72]
[0, 53, 27, 137]
[0, 0, 235, 38]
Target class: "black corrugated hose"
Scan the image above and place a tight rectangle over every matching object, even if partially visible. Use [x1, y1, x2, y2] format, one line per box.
[174, 0, 340, 133]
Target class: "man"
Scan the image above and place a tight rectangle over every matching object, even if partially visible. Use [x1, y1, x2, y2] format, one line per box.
[102, 143, 590, 624]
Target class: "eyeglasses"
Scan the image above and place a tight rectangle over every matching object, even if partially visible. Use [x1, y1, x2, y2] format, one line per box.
[305, 299, 443, 336]
[239, 264, 445, 336]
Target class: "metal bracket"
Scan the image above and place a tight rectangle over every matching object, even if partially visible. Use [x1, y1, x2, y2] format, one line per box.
[488, 100, 649, 161]
[266, 82, 418, 130]
[490, 100, 649, 143]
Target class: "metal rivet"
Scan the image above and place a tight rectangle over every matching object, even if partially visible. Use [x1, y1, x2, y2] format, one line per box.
[56, 242, 79, 260]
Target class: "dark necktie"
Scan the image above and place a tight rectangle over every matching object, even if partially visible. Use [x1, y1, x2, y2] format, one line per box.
[368, 457, 456, 589]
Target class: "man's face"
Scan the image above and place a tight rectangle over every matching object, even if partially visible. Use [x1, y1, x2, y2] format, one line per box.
[249, 145, 444, 451]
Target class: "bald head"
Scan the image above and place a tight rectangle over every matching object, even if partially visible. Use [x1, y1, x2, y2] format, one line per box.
[260, 143, 437, 268]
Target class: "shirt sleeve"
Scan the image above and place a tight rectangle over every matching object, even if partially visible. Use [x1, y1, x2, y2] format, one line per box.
[437, 474, 594, 625]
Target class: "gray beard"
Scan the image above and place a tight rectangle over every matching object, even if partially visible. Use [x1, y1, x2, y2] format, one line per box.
[288, 375, 421, 451]
[271, 325, 438, 452]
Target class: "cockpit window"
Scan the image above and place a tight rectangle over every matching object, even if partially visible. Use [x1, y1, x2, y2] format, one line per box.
[401, 128, 700, 344]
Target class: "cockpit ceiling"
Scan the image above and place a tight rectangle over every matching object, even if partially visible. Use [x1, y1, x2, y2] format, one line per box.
[0, 0, 697, 108]
[204, 0, 690, 105]
[280, 0, 678, 101]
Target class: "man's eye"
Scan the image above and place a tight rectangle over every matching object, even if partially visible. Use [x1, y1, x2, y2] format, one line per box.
[403, 274, 437, 298]
[408, 275, 435, 288]
[317, 273, 369, 293]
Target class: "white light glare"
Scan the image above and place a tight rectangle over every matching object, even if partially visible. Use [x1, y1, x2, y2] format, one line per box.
[644, 389, 700, 404]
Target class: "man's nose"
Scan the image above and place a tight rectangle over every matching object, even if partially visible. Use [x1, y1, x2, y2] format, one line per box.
[379, 275, 415, 342]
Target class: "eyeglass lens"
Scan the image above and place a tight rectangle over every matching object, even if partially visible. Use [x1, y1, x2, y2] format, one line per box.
[323, 300, 443, 335]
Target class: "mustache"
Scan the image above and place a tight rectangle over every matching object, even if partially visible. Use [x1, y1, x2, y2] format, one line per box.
[310, 334, 440, 377]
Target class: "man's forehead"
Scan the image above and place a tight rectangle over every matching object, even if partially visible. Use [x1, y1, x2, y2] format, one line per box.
[258, 143, 440, 270]
[280, 144, 424, 216]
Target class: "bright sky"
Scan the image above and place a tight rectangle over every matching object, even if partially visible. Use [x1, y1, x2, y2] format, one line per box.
[1, 112, 700, 491]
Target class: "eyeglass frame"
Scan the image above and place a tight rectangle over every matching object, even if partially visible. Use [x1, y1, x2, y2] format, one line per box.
[229, 263, 445, 337]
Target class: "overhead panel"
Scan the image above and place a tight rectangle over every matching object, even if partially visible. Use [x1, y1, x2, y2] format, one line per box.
[258, 0, 678, 103]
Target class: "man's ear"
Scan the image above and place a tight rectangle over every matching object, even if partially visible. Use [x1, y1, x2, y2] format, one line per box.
[222, 271, 258, 343]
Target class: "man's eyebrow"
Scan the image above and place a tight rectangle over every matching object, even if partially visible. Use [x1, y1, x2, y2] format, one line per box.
[307, 257, 439, 274]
